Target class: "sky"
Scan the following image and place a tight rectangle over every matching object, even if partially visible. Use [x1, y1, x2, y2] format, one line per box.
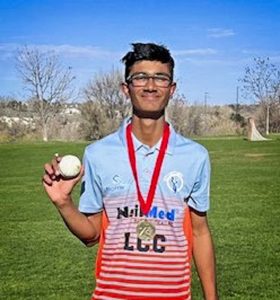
[0, 0, 279, 105]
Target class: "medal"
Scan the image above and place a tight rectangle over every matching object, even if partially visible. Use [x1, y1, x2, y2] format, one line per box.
[126, 122, 170, 215]
[136, 220, 156, 241]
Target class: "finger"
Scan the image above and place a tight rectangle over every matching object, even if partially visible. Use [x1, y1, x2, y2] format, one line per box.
[44, 163, 55, 177]
[69, 165, 85, 185]
[51, 157, 60, 176]
[54, 153, 62, 163]
[42, 174, 53, 186]
[45, 160, 60, 180]
[77, 165, 85, 180]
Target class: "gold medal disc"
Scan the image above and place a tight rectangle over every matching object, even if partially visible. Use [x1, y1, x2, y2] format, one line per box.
[136, 220, 156, 241]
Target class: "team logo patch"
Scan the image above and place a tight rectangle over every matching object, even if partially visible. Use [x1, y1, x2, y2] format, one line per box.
[164, 171, 184, 193]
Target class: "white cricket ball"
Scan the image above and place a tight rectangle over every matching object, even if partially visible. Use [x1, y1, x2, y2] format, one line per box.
[59, 155, 81, 178]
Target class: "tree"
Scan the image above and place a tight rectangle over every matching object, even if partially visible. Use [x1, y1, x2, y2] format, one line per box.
[240, 57, 280, 135]
[166, 93, 189, 134]
[16, 46, 75, 141]
[80, 69, 130, 140]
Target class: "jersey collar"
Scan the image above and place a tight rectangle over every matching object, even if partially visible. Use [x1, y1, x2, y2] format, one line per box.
[118, 117, 176, 155]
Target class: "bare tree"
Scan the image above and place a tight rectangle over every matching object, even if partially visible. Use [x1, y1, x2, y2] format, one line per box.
[167, 93, 189, 134]
[85, 68, 130, 119]
[16, 46, 75, 141]
[80, 69, 130, 140]
[240, 57, 280, 135]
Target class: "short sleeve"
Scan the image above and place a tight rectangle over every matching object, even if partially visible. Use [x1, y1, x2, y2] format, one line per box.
[78, 148, 103, 213]
[188, 151, 210, 212]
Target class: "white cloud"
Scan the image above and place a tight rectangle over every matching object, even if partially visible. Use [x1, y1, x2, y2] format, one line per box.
[0, 43, 19, 51]
[173, 48, 218, 56]
[207, 28, 235, 38]
[181, 57, 251, 67]
[241, 49, 280, 62]
[0, 43, 19, 60]
[40, 44, 120, 59]
[0, 43, 120, 60]
[0, 43, 217, 60]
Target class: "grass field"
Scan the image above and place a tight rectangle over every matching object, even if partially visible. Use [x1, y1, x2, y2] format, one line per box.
[0, 137, 279, 299]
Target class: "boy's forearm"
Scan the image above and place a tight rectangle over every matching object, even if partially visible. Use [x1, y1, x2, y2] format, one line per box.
[193, 231, 219, 300]
[55, 198, 100, 244]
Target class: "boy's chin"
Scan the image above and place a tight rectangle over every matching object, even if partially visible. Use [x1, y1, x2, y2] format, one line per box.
[132, 107, 165, 120]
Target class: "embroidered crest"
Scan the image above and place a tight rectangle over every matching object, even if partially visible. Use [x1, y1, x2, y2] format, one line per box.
[164, 171, 184, 193]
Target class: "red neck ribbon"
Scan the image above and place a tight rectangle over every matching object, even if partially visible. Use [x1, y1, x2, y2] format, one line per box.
[126, 122, 170, 215]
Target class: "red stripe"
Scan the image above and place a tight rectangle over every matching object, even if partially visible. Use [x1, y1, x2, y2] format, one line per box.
[100, 269, 190, 278]
[100, 257, 186, 265]
[98, 276, 190, 285]
[96, 282, 190, 293]
[101, 251, 187, 259]
[92, 289, 190, 300]
[103, 247, 188, 253]
[101, 263, 189, 271]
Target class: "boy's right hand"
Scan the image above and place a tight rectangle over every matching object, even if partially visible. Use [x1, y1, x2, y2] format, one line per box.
[42, 154, 84, 207]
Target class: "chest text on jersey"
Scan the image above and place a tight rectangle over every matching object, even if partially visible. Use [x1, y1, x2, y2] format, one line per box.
[117, 204, 176, 221]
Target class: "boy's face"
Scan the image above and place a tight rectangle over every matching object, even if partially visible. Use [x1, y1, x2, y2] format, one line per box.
[122, 60, 176, 116]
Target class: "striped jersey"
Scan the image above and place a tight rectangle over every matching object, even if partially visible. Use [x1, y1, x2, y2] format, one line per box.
[79, 118, 211, 300]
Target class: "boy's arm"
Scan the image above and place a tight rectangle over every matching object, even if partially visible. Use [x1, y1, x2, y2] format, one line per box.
[190, 208, 219, 300]
[42, 155, 102, 246]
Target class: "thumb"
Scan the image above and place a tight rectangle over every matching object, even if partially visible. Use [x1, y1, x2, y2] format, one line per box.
[73, 165, 85, 184]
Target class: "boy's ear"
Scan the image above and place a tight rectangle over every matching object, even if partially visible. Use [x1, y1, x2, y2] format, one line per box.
[121, 82, 130, 98]
[170, 82, 177, 97]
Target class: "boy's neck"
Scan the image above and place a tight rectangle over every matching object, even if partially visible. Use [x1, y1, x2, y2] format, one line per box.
[131, 115, 166, 147]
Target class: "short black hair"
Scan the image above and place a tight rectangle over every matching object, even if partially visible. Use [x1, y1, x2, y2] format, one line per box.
[121, 43, 175, 81]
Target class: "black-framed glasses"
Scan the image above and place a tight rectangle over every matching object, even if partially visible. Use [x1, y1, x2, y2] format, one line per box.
[126, 72, 172, 88]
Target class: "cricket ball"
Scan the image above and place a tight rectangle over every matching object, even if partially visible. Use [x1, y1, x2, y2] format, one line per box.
[59, 155, 81, 178]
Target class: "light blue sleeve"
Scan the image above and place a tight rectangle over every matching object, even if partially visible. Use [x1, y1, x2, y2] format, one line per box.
[78, 148, 103, 213]
[188, 151, 210, 212]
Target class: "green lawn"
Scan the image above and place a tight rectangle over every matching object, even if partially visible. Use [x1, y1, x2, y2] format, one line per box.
[0, 137, 279, 299]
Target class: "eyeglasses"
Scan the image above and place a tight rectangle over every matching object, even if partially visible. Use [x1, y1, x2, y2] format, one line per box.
[126, 73, 172, 88]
